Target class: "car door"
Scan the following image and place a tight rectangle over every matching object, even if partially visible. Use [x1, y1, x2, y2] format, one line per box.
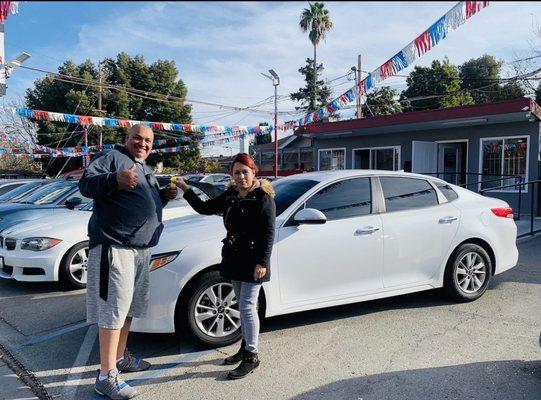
[276, 177, 383, 306]
[377, 176, 460, 288]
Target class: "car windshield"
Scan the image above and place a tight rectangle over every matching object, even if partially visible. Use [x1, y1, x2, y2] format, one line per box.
[272, 178, 319, 216]
[0, 181, 44, 202]
[18, 182, 75, 205]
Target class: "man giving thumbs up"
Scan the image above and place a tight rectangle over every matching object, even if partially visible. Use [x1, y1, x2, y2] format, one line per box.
[78, 124, 177, 399]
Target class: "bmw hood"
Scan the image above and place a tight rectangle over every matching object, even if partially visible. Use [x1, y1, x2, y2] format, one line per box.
[1, 210, 91, 240]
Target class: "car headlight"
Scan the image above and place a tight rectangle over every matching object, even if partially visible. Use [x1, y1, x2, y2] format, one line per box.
[20, 237, 62, 251]
[150, 251, 180, 272]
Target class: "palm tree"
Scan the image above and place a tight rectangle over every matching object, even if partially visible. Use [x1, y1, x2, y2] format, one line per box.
[299, 2, 333, 111]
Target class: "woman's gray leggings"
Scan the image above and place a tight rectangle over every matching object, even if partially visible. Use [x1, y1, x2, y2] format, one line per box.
[231, 280, 262, 353]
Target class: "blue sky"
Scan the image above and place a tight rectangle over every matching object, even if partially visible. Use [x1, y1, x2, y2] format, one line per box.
[3, 1, 541, 156]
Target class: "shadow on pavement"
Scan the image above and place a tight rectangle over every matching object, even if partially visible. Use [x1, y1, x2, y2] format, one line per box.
[287, 360, 541, 400]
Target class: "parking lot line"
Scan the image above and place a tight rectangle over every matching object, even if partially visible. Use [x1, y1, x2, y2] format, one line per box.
[85, 349, 214, 400]
[18, 321, 90, 348]
[62, 324, 98, 400]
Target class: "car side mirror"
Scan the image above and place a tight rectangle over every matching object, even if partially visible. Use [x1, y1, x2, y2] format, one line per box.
[294, 208, 327, 225]
[65, 197, 82, 210]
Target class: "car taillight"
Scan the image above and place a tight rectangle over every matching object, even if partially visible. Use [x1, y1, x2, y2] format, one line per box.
[491, 207, 514, 219]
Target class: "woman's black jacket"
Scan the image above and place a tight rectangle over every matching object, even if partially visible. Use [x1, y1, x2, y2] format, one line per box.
[182, 180, 276, 283]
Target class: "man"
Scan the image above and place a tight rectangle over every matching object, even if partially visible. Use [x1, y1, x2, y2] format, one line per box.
[79, 124, 177, 399]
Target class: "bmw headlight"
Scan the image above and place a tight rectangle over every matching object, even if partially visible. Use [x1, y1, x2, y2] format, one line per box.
[150, 251, 180, 272]
[20, 237, 62, 251]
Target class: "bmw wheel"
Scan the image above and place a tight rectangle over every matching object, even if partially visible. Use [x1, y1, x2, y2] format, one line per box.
[59, 241, 89, 290]
[444, 243, 492, 302]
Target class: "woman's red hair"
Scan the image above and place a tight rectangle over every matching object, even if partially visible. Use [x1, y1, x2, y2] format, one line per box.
[230, 153, 259, 175]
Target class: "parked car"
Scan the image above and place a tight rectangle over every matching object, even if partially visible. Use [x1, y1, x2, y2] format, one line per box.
[0, 186, 211, 289]
[0, 180, 91, 232]
[0, 180, 51, 203]
[130, 170, 518, 346]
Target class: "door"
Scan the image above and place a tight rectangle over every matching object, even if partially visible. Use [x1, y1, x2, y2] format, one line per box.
[412, 141, 437, 174]
[378, 176, 460, 287]
[277, 177, 383, 305]
[438, 144, 460, 184]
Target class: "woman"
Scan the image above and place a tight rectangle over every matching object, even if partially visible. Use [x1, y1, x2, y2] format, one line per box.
[173, 153, 276, 379]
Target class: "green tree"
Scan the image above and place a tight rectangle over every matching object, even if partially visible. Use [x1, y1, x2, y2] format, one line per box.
[362, 86, 402, 117]
[401, 58, 474, 111]
[290, 58, 333, 112]
[299, 2, 333, 110]
[25, 53, 192, 175]
[459, 55, 524, 103]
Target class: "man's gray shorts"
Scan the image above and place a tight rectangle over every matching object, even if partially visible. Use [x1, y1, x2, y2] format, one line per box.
[87, 244, 151, 330]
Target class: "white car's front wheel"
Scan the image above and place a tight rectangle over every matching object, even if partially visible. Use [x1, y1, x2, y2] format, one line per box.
[59, 241, 89, 290]
[180, 271, 242, 346]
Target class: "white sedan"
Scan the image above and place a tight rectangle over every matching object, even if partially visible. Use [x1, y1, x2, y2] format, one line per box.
[131, 170, 518, 346]
[0, 189, 209, 289]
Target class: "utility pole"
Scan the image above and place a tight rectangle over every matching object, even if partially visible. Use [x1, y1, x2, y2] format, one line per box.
[261, 69, 280, 178]
[83, 128, 89, 167]
[98, 60, 103, 147]
[357, 54, 362, 119]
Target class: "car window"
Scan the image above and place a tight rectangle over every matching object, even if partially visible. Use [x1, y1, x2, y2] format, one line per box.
[305, 178, 372, 221]
[19, 182, 73, 204]
[0, 181, 44, 201]
[436, 182, 459, 202]
[380, 177, 439, 212]
[0, 183, 24, 196]
[59, 188, 92, 206]
[273, 178, 319, 217]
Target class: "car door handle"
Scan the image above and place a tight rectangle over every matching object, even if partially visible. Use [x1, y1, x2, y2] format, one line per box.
[354, 226, 380, 235]
[439, 216, 458, 224]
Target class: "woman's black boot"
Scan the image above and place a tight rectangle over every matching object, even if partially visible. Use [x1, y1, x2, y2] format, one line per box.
[223, 340, 245, 365]
[227, 348, 259, 379]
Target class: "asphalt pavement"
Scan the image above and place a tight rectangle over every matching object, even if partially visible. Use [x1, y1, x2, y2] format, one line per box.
[0, 235, 540, 400]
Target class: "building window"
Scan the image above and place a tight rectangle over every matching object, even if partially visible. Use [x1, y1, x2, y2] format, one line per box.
[480, 137, 528, 191]
[319, 148, 346, 171]
[353, 146, 400, 171]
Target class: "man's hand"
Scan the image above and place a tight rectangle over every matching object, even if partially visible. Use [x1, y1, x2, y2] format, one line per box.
[117, 164, 138, 190]
[254, 264, 267, 281]
[166, 184, 178, 200]
[171, 176, 190, 192]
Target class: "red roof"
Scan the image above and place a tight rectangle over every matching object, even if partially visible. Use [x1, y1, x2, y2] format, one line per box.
[295, 98, 541, 136]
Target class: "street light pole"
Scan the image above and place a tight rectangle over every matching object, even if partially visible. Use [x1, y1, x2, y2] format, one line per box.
[261, 69, 280, 179]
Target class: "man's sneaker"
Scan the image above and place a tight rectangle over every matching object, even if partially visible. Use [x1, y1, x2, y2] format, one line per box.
[94, 369, 138, 400]
[117, 349, 151, 373]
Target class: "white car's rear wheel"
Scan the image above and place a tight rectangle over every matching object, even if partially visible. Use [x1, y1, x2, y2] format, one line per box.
[181, 271, 242, 346]
[59, 241, 88, 290]
[444, 243, 492, 302]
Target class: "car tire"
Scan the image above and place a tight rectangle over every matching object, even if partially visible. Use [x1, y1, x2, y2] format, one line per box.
[180, 271, 242, 347]
[59, 241, 89, 290]
[444, 243, 492, 302]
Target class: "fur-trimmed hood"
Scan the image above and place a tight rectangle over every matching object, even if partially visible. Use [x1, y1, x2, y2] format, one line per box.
[227, 178, 275, 198]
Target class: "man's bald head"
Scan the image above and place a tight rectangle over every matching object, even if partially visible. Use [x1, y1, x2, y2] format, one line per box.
[125, 124, 154, 160]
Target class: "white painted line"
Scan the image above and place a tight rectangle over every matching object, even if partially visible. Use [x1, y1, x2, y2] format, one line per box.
[62, 324, 98, 400]
[18, 321, 90, 348]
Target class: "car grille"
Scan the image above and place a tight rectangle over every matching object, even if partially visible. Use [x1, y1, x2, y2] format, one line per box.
[1, 265, 12, 275]
[0, 235, 3, 248]
[4, 238, 16, 250]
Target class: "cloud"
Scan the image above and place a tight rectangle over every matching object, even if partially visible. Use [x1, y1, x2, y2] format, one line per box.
[6, 0, 541, 156]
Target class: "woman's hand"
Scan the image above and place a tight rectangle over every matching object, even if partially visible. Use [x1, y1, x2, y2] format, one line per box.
[171, 176, 190, 192]
[254, 264, 267, 281]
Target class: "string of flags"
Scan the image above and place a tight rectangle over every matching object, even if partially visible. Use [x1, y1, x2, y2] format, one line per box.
[0, 1, 18, 24]
[296, 1, 490, 127]
[12, 108, 273, 136]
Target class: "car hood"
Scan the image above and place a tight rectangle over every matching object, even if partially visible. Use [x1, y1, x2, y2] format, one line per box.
[155, 214, 226, 252]
[1, 210, 91, 241]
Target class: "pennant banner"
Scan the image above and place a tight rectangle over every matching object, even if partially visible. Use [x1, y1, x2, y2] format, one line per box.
[0, 1, 18, 24]
[296, 1, 490, 127]
[13, 107, 274, 137]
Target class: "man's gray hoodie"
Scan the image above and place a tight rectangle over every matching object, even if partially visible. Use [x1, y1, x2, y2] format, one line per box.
[78, 145, 168, 249]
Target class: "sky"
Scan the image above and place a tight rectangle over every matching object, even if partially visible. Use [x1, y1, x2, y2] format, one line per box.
[3, 1, 541, 156]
